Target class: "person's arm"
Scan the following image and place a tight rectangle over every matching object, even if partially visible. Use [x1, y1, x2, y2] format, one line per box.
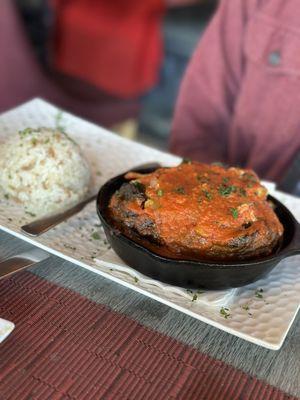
[170, 0, 255, 163]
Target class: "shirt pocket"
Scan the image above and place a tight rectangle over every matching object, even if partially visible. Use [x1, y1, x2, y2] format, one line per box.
[244, 13, 300, 78]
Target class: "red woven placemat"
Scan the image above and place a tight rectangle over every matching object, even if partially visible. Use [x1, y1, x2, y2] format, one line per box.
[0, 271, 297, 400]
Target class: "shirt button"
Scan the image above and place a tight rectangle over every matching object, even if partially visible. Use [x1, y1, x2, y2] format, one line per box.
[268, 50, 281, 66]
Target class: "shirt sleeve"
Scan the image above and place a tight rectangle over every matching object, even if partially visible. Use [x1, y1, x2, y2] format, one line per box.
[169, 0, 254, 163]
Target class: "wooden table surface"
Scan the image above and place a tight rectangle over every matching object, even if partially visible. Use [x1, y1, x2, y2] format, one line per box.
[0, 230, 299, 398]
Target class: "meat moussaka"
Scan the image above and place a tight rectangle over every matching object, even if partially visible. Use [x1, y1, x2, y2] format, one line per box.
[108, 162, 283, 261]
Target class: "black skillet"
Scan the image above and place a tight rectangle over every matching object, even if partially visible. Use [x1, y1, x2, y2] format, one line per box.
[96, 164, 300, 290]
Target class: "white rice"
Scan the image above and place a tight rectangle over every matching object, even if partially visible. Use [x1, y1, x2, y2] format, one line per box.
[0, 127, 91, 216]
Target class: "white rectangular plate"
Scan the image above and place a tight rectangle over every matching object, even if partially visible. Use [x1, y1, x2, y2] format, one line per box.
[0, 99, 299, 350]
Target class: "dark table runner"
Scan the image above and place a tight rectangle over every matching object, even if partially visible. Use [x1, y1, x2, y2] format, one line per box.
[0, 271, 297, 400]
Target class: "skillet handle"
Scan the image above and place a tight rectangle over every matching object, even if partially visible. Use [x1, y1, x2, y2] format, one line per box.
[287, 222, 300, 256]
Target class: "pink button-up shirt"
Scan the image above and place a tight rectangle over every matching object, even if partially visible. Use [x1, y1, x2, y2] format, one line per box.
[170, 0, 300, 182]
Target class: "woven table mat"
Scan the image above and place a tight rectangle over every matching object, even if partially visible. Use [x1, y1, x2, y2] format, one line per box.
[0, 271, 297, 400]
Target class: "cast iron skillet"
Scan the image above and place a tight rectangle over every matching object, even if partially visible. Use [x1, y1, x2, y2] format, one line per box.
[97, 165, 300, 290]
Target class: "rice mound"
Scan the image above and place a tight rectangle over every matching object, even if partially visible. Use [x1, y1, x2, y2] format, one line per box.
[0, 127, 91, 216]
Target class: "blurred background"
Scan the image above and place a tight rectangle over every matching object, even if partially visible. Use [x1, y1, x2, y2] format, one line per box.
[1, 0, 299, 196]
[0, 0, 218, 150]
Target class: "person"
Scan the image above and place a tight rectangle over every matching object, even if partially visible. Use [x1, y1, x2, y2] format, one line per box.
[170, 0, 300, 191]
[53, 0, 203, 98]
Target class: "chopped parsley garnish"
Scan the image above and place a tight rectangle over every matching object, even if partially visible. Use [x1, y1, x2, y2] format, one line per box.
[255, 288, 264, 298]
[239, 188, 247, 197]
[25, 211, 36, 217]
[174, 187, 185, 194]
[55, 110, 66, 132]
[242, 173, 257, 182]
[211, 161, 226, 167]
[219, 185, 237, 197]
[4, 194, 9, 199]
[242, 304, 250, 311]
[222, 177, 229, 184]
[132, 180, 145, 192]
[157, 189, 164, 197]
[19, 128, 33, 138]
[31, 138, 37, 146]
[220, 307, 230, 319]
[91, 232, 101, 240]
[134, 277, 139, 283]
[202, 190, 212, 200]
[230, 208, 239, 219]
[192, 294, 198, 302]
